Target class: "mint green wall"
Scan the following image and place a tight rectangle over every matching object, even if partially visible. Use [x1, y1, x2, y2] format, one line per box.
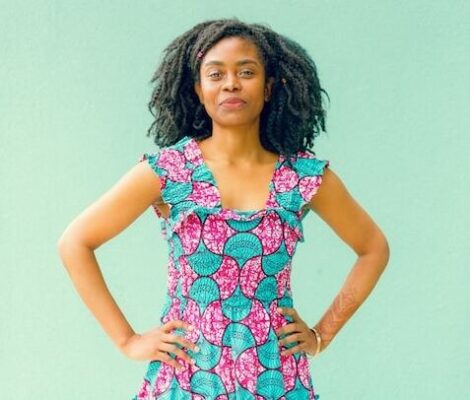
[1, 1, 468, 398]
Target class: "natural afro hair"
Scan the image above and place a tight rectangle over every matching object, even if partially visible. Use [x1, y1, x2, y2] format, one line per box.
[146, 17, 330, 159]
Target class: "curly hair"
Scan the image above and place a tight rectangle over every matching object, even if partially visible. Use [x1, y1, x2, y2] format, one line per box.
[146, 17, 330, 159]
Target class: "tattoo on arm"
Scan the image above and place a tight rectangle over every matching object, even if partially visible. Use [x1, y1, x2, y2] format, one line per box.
[317, 287, 360, 349]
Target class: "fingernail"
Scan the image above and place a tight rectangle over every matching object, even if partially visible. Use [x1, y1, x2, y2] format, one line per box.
[194, 345, 200, 353]
[191, 358, 196, 364]
[188, 325, 194, 331]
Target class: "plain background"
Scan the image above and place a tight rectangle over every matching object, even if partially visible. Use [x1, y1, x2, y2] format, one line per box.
[1, 1, 469, 398]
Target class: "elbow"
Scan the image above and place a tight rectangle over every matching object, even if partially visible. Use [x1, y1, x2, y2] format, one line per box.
[359, 230, 390, 270]
[57, 229, 87, 263]
[376, 233, 390, 270]
[57, 232, 73, 263]
[57, 228, 68, 250]
[382, 237, 391, 267]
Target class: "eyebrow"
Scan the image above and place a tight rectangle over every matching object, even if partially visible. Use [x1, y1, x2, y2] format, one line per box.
[202, 59, 259, 68]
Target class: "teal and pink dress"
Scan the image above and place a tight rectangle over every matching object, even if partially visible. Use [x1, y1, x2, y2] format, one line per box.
[132, 135, 329, 400]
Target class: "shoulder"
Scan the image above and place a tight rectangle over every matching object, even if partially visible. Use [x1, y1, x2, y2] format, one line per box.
[140, 135, 192, 160]
[308, 166, 340, 199]
[289, 150, 330, 177]
[137, 136, 198, 210]
[139, 135, 194, 176]
[306, 165, 351, 214]
[305, 165, 390, 258]
[285, 149, 330, 207]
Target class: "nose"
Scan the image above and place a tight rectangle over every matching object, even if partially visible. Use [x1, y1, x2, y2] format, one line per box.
[222, 73, 241, 91]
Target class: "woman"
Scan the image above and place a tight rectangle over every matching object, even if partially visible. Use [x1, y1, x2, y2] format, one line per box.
[58, 18, 390, 399]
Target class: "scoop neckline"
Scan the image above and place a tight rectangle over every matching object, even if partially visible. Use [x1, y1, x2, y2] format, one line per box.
[189, 136, 282, 214]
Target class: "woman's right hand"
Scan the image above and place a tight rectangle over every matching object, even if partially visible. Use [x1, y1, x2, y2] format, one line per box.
[120, 320, 199, 371]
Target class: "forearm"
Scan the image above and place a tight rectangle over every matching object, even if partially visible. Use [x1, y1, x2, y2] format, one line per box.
[314, 248, 389, 351]
[57, 238, 135, 352]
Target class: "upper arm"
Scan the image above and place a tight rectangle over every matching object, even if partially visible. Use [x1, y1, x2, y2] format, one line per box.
[58, 160, 163, 250]
[308, 167, 389, 257]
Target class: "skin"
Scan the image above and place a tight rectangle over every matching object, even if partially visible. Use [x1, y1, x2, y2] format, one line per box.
[276, 168, 390, 356]
[193, 36, 278, 212]
[57, 36, 389, 371]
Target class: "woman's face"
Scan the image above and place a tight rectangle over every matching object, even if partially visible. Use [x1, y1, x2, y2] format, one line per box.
[194, 36, 274, 130]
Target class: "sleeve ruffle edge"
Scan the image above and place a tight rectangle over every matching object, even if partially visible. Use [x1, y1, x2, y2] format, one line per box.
[138, 151, 169, 219]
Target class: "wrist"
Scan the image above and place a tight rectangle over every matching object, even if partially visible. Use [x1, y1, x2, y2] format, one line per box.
[116, 331, 137, 352]
[307, 327, 322, 358]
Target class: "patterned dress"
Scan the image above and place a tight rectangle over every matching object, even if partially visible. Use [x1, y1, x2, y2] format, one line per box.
[132, 135, 329, 400]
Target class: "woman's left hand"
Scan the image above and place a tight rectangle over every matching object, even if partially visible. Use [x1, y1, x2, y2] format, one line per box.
[275, 307, 320, 357]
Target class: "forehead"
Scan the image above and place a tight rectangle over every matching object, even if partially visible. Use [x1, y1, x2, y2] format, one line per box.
[201, 36, 263, 68]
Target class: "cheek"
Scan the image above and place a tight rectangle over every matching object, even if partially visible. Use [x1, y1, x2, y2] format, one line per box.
[200, 87, 218, 104]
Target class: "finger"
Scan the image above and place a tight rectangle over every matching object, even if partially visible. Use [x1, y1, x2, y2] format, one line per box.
[173, 335, 200, 353]
[163, 319, 192, 333]
[277, 322, 300, 337]
[161, 330, 199, 353]
[278, 308, 301, 327]
[154, 350, 182, 370]
[159, 351, 185, 371]
[160, 342, 195, 367]
[278, 307, 298, 318]
[280, 342, 304, 357]
[160, 331, 186, 345]
[278, 332, 303, 346]
[275, 319, 294, 337]
[163, 319, 193, 332]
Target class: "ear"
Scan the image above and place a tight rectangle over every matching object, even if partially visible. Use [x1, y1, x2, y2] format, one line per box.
[265, 77, 275, 101]
[194, 81, 204, 104]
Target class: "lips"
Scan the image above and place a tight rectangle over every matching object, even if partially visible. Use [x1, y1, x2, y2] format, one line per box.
[220, 97, 246, 105]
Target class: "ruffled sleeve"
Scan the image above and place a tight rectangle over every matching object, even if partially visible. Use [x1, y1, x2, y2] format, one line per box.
[293, 152, 330, 218]
[138, 151, 169, 219]
[138, 144, 195, 221]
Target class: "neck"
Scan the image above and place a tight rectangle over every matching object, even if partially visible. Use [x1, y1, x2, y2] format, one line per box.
[201, 121, 267, 163]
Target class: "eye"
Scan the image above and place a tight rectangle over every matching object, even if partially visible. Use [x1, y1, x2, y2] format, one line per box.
[208, 72, 222, 79]
[207, 70, 254, 80]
